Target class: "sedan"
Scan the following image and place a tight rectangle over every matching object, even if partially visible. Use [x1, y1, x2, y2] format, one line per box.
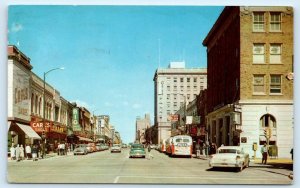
[129, 144, 146, 158]
[73, 144, 88, 155]
[208, 146, 250, 171]
[111, 144, 121, 153]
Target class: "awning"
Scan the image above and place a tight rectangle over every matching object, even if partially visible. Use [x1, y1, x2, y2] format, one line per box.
[17, 123, 41, 140]
[77, 136, 93, 142]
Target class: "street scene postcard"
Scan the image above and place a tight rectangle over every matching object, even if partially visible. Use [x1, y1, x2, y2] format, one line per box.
[6, 4, 294, 185]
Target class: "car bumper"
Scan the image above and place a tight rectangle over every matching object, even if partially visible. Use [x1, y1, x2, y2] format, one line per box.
[209, 161, 243, 168]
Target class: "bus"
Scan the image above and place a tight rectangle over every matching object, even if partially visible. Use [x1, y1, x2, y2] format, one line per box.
[166, 135, 193, 157]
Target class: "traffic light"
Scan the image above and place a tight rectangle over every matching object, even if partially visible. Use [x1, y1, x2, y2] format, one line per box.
[264, 128, 271, 138]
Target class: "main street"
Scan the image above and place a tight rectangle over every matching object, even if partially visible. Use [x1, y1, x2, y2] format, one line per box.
[7, 149, 292, 184]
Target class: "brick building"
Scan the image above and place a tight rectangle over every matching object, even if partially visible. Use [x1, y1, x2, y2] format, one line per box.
[203, 6, 293, 158]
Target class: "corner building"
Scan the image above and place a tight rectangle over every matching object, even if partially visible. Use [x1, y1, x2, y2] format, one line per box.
[203, 6, 293, 158]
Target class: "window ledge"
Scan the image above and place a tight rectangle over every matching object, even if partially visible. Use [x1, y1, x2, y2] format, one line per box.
[252, 63, 267, 65]
[253, 93, 267, 96]
[269, 63, 283, 65]
[269, 93, 283, 96]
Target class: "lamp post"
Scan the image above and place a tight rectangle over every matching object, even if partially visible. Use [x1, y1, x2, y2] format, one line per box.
[42, 67, 64, 158]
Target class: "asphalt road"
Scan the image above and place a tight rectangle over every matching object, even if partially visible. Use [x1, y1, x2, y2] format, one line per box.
[7, 148, 293, 184]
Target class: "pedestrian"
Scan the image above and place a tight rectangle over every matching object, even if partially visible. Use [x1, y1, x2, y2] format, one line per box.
[261, 143, 268, 164]
[32, 145, 38, 161]
[10, 145, 16, 160]
[148, 145, 151, 152]
[61, 143, 65, 155]
[57, 143, 61, 155]
[25, 144, 31, 159]
[210, 143, 216, 155]
[20, 144, 25, 161]
[195, 142, 200, 158]
[15, 144, 20, 162]
[290, 148, 293, 160]
[202, 143, 206, 156]
[37, 143, 41, 159]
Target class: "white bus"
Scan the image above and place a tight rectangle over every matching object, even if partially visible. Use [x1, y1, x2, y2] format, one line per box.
[166, 135, 193, 157]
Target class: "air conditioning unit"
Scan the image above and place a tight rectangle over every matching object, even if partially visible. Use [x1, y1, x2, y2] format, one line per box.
[231, 112, 241, 125]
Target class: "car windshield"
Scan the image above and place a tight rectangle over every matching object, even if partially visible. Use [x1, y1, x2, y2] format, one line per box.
[218, 149, 238, 154]
[131, 144, 143, 149]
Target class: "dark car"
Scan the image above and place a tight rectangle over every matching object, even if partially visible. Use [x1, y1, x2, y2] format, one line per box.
[129, 144, 146, 158]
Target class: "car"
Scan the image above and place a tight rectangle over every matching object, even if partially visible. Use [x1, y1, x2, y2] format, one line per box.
[87, 143, 97, 152]
[122, 144, 128, 148]
[96, 143, 106, 151]
[129, 144, 146, 158]
[73, 144, 88, 155]
[208, 146, 250, 171]
[111, 144, 121, 153]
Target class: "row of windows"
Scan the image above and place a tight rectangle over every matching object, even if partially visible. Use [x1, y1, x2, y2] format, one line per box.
[253, 43, 282, 64]
[165, 85, 205, 91]
[253, 74, 282, 94]
[253, 12, 282, 32]
[166, 77, 206, 83]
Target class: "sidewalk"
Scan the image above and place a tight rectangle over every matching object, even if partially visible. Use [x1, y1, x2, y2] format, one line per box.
[8, 152, 74, 162]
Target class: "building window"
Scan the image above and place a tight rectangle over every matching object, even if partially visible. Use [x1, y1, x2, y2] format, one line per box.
[253, 12, 265, 32]
[200, 86, 204, 90]
[253, 75, 265, 94]
[187, 94, 190, 100]
[270, 12, 281, 31]
[187, 78, 190, 82]
[270, 75, 281, 94]
[167, 94, 170, 100]
[167, 86, 170, 91]
[270, 44, 282, 64]
[174, 85, 177, 91]
[174, 78, 177, 83]
[187, 85, 190, 91]
[194, 78, 197, 82]
[180, 78, 184, 82]
[253, 44, 265, 64]
[193, 85, 197, 90]
[31, 93, 34, 113]
[180, 85, 184, 91]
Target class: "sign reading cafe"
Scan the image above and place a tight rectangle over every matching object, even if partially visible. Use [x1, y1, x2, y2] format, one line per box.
[72, 108, 81, 131]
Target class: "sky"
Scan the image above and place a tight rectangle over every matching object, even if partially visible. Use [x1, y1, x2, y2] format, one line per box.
[7, 5, 224, 144]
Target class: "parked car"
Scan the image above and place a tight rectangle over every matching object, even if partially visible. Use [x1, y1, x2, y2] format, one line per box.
[208, 146, 250, 171]
[73, 144, 88, 155]
[111, 144, 121, 153]
[86, 143, 94, 153]
[87, 143, 97, 152]
[122, 144, 128, 148]
[129, 144, 146, 158]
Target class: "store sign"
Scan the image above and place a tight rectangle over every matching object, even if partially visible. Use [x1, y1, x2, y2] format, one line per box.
[30, 122, 51, 132]
[169, 114, 179, 122]
[72, 108, 82, 131]
[51, 124, 66, 134]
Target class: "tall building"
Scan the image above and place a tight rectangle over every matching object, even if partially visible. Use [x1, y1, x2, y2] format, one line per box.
[153, 62, 207, 144]
[203, 6, 293, 158]
[135, 114, 151, 144]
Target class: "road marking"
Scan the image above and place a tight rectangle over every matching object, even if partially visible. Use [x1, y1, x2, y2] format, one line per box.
[114, 176, 120, 183]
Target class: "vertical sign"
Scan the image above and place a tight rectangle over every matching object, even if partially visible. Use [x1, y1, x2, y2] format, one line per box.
[72, 108, 81, 131]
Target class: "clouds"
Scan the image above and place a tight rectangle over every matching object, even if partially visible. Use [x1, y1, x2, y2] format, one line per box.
[71, 99, 92, 109]
[10, 22, 23, 33]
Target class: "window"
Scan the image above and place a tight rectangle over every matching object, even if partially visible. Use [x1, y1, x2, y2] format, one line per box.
[174, 85, 177, 91]
[187, 85, 190, 91]
[200, 86, 204, 90]
[174, 78, 177, 83]
[253, 44, 265, 64]
[260, 114, 276, 128]
[194, 78, 197, 82]
[270, 75, 281, 94]
[253, 12, 265, 32]
[167, 94, 170, 100]
[253, 75, 265, 94]
[167, 86, 170, 91]
[180, 85, 184, 91]
[270, 12, 281, 31]
[180, 78, 184, 82]
[187, 78, 190, 82]
[270, 44, 281, 64]
[193, 85, 197, 90]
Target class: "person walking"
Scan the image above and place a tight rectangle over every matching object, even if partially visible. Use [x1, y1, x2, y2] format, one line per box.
[15, 144, 20, 162]
[210, 143, 216, 155]
[261, 143, 268, 164]
[10, 145, 16, 160]
[32, 145, 38, 161]
[25, 144, 31, 160]
[195, 142, 200, 158]
[20, 145, 25, 161]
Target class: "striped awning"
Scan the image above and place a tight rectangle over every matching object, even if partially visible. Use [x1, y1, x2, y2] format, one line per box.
[17, 123, 41, 140]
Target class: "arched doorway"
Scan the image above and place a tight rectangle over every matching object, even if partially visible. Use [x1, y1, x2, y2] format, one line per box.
[259, 114, 277, 146]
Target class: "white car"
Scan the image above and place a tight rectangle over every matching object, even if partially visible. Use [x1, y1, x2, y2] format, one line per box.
[111, 144, 121, 153]
[209, 146, 250, 171]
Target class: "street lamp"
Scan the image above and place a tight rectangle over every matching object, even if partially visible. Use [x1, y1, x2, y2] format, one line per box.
[42, 67, 64, 158]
